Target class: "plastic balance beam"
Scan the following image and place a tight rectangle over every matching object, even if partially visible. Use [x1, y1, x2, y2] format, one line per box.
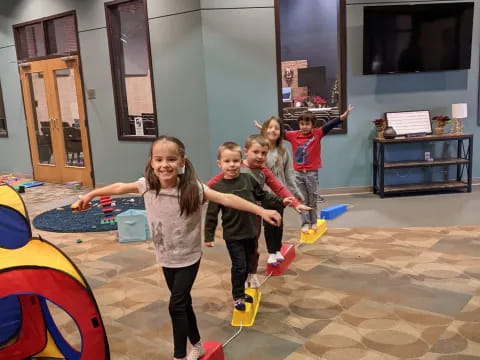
[320, 204, 347, 220]
[265, 244, 295, 276]
[300, 219, 327, 244]
[202, 341, 226, 360]
[231, 288, 261, 327]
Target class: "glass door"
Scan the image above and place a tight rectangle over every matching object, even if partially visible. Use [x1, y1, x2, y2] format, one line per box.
[19, 56, 93, 186]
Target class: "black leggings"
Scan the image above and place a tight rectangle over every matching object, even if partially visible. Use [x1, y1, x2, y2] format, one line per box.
[263, 203, 284, 254]
[162, 259, 201, 359]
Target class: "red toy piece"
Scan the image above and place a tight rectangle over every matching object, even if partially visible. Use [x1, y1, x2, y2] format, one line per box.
[265, 244, 296, 276]
[202, 341, 226, 360]
[99, 196, 112, 207]
[101, 207, 114, 213]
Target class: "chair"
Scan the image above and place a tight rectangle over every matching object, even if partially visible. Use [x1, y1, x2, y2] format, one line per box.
[63, 127, 83, 165]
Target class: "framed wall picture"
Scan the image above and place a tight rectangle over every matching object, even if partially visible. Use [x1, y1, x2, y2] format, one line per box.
[385, 110, 432, 136]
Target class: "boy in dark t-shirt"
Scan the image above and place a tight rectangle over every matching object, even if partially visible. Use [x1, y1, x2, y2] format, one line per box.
[204, 142, 290, 311]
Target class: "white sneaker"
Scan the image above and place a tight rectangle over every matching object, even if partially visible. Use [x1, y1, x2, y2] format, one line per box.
[267, 253, 278, 266]
[275, 251, 284, 262]
[187, 342, 205, 360]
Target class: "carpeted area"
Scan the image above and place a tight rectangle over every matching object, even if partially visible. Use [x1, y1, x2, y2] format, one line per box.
[33, 196, 145, 232]
[19, 182, 480, 359]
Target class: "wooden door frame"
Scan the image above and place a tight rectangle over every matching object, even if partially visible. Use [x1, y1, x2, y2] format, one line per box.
[19, 56, 93, 186]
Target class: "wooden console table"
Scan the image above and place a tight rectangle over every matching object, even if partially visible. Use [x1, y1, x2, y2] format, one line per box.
[373, 134, 473, 197]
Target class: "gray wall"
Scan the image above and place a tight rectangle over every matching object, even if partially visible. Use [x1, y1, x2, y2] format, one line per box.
[0, 0, 212, 184]
[1, 0, 479, 189]
[201, 0, 277, 174]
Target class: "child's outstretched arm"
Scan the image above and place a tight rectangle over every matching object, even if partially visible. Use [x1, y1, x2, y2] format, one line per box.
[261, 167, 302, 208]
[320, 105, 354, 136]
[253, 120, 262, 131]
[205, 189, 281, 226]
[340, 104, 354, 121]
[74, 182, 139, 210]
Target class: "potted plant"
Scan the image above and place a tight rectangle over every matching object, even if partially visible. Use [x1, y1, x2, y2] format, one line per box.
[432, 115, 451, 135]
[372, 118, 385, 138]
[313, 96, 327, 108]
[294, 96, 307, 108]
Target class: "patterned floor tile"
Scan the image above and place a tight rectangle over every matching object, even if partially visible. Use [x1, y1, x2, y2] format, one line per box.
[9, 182, 480, 359]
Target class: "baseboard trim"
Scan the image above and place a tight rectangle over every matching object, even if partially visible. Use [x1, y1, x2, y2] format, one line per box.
[320, 186, 372, 196]
[321, 179, 480, 196]
[0, 172, 33, 179]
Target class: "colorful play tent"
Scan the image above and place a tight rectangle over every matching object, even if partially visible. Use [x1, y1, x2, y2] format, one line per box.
[0, 184, 110, 359]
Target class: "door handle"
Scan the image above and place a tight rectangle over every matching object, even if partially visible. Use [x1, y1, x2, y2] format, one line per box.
[50, 117, 58, 130]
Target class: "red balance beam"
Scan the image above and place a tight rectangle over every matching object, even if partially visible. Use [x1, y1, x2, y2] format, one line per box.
[202, 341, 226, 360]
[265, 244, 296, 276]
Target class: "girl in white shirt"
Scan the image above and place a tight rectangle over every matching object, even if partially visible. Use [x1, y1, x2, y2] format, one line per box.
[76, 136, 281, 360]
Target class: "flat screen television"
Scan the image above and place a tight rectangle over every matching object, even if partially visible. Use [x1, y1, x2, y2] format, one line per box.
[363, 2, 474, 75]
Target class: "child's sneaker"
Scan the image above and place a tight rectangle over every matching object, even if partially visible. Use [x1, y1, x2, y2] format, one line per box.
[275, 251, 284, 262]
[244, 294, 253, 303]
[234, 298, 246, 311]
[267, 253, 278, 266]
[186, 341, 204, 360]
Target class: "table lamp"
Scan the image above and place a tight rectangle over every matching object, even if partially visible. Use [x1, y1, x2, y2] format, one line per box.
[451, 103, 467, 134]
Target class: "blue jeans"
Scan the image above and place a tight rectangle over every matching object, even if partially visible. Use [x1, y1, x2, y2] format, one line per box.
[295, 170, 318, 226]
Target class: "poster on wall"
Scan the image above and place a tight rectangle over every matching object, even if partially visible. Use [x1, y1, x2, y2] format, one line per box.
[134, 117, 144, 136]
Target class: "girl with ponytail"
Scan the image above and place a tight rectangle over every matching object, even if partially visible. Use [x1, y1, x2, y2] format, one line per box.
[76, 135, 281, 360]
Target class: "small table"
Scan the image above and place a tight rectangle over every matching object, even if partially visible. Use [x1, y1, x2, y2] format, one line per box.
[373, 134, 473, 197]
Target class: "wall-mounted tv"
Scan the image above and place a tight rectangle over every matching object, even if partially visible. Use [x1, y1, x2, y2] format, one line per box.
[363, 2, 474, 75]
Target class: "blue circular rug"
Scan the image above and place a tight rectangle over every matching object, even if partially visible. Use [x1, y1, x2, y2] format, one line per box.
[33, 197, 145, 233]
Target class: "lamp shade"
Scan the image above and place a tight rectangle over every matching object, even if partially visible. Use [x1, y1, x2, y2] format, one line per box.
[452, 103, 468, 118]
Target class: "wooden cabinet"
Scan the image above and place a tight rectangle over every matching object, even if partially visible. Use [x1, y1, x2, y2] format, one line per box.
[373, 134, 473, 197]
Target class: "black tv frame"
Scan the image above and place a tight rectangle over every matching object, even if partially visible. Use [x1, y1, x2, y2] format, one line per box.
[363, 2, 474, 75]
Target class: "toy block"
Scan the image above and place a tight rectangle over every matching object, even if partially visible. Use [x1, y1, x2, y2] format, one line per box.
[320, 204, 347, 220]
[66, 181, 82, 189]
[99, 196, 111, 201]
[100, 218, 116, 225]
[300, 219, 327, 244]
[101, 207, 114, 213]
[265, 244, 295, 276]
[202, 341, 226, 360]
[231, 288, 261, 327]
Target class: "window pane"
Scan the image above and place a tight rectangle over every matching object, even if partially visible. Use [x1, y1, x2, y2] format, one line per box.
[278, 1, 346, 133]
[54, 68, 85, 167]
[16, 22, 46, 59]
[0, 81, 7, 137]
[45, 15, 78, 56]
[107, 0, 157, 138]
[27, 72, 54, 165]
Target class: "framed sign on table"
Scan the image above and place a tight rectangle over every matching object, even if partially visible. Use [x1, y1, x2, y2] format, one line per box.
[385, 110, 432, 136]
